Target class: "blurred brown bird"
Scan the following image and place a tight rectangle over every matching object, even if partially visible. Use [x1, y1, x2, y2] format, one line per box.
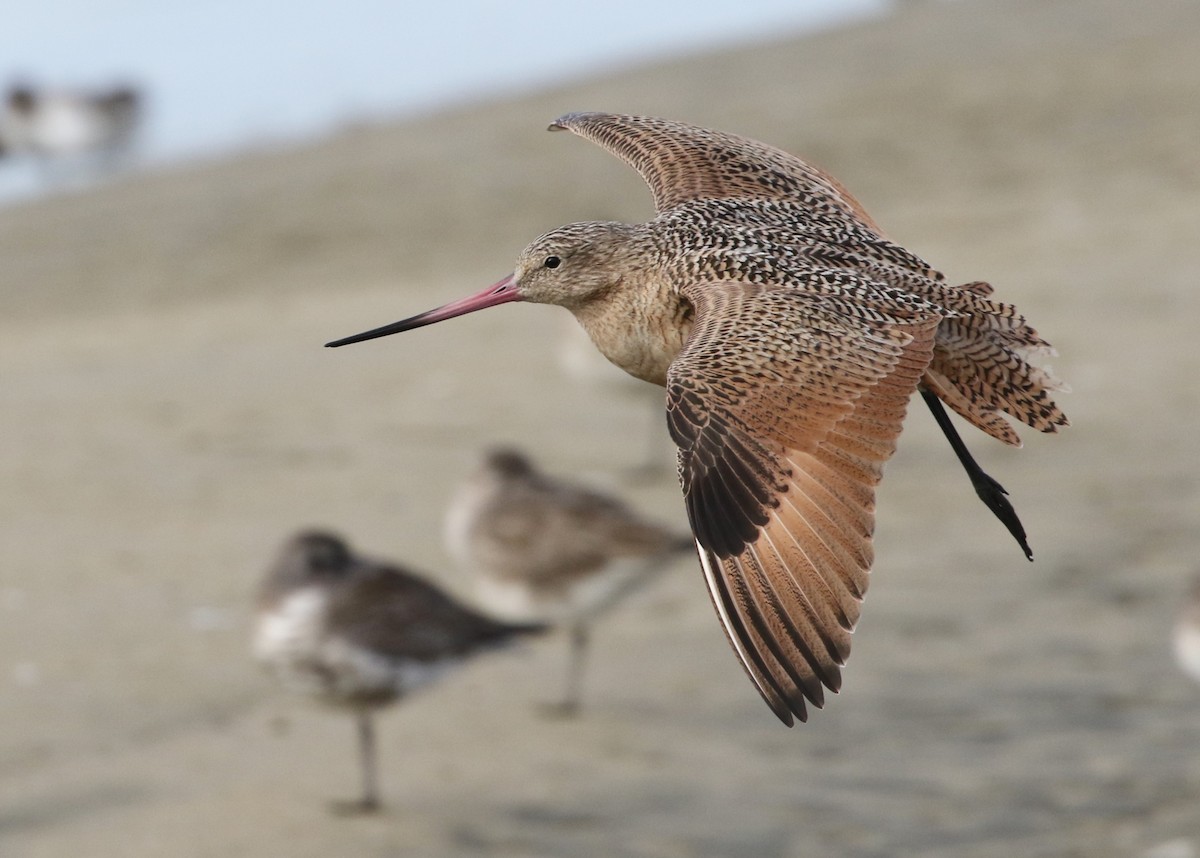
[444, 447, 693, 715]
[253, 529, 541, 812]
[327, 113, 1068, 726]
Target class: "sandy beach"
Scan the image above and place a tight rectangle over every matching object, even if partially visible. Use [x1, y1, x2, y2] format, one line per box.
[2, 0, 1200, 855]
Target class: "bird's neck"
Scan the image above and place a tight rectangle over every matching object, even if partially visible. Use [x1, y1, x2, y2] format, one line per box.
[570, 271, 691, 387]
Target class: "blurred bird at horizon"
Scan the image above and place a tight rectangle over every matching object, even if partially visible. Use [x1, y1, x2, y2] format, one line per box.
[253, 529, 543, 813]
[0, 80, 143, 184]
[444, 447, 693, 716]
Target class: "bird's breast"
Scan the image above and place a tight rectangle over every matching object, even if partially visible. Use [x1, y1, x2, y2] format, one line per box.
[573, 288, 692, 387]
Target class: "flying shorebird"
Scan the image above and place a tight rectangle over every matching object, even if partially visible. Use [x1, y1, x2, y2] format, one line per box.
[444, 447, 693, 715]
[326, 113, 1069, 726]
[253, 529, 542, 812]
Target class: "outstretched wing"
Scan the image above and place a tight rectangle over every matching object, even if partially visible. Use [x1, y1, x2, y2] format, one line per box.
[549, 111, 882, 231]
[667, 280, 939, 725]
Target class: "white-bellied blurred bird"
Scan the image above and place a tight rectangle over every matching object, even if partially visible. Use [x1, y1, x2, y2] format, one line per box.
[253, 529, 543, 812]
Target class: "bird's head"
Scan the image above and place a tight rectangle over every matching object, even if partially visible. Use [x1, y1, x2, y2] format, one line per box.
[508, 221, 637, 308]
[264, 530, 355, 593]
[324, 221, 639, 348]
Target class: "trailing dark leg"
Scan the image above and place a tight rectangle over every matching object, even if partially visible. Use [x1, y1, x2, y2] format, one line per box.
[921, 388, 1033, 561]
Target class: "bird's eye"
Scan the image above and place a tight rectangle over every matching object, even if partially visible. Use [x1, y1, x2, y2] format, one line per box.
[544, 256, 561, 269]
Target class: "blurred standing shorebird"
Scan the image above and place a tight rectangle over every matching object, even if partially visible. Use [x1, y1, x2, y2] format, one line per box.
[327, 113, 1069, 726]
[445, 447, 693, 715]
[253, 530, 542, 812]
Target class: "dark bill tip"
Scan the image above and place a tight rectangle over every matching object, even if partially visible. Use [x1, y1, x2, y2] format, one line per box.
[324, 274, 520, 349]
[324, 313, 437, 347]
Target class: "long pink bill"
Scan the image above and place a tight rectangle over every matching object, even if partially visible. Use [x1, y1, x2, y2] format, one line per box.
[325, 274, 521, 348]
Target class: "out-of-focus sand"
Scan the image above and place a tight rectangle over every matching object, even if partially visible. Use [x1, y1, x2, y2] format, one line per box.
[2, 1, 1200, 855]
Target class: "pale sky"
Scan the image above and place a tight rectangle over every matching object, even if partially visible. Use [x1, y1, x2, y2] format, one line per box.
[0, 1, 885, 161]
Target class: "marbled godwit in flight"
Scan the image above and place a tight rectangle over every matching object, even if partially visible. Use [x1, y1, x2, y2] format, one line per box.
[445, 447, 693, 715]
[253, 529, 542, 812]
[327, 113, 1069, 726]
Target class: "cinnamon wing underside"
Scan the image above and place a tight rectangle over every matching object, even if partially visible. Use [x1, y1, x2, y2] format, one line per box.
[667, 281, 938, 724]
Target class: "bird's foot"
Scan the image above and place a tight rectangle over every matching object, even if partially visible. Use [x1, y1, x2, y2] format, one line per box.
[537, 699, 582, 720]
[329, 796, 382, 817]
[968, 470, 1033, 561]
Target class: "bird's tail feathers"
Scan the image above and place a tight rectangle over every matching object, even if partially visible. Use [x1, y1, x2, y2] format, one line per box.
[924, 281, 1070, 446]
